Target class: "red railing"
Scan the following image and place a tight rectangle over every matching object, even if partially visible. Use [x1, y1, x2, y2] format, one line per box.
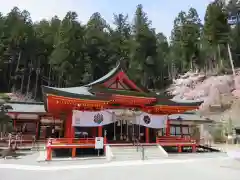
[46, 137, 107, 161]
[50, 138, 95, 145]
[156, 136, 196, 144]
[156, 136, 197, 153]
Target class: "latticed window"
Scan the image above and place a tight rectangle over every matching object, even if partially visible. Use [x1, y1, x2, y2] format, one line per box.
[170, 125, 191, 136]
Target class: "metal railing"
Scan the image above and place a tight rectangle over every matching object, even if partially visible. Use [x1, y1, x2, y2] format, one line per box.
[133, 138, 145, 160]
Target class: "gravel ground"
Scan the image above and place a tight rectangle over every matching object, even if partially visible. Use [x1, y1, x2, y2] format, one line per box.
[0, 152, 239, 180]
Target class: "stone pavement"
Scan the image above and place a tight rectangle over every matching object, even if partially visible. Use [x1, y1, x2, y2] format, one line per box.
[0, 155, 239, 180]
[0, 152, 239, 180]
[211, 144, 240, 152]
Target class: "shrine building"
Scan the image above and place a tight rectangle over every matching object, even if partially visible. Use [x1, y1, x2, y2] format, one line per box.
[41, 61, 206, 144]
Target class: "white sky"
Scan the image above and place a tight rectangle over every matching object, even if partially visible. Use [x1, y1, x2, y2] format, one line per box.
[0, 0, 213, 37]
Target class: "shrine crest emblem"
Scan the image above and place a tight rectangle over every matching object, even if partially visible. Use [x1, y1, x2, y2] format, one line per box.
[143, 115, 151, 124]
[94, 113, 104, 124]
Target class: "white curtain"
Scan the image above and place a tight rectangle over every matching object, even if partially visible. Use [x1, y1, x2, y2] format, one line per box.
[72, 110, 167, 128]
[137, 113, 167, 129]
[72, 110, 114, 127]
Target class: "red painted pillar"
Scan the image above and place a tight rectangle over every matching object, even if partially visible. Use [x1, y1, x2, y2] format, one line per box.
[64, 111, 74, 138]
[92, 127, 97, 137]
[192, 144, 196, 152]
[98, 126, 102, 137]
[178, 145, 182, 153]
[145, 127, 149, 143]
[166, 118, 170, 136]
[46, 139, 52, 161]
[71, 112, 75, 139]
[13, 120, 16, 131]
[64, 113, 70, 138]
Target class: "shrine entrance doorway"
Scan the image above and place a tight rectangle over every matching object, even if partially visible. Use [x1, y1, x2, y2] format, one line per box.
[104, 119, 146, 143]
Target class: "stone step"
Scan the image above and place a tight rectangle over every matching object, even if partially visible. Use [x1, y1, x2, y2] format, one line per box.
[110, 146, 142, 161]
[113, 154, 141, 157]
[143, 146, 168, 160]
[111, 148, 138, 153]
[112, 149, 138, 152]
[110, 145, 168, 161]
[111, 146, 136, 148]
[113, 151, 139, 155]
[113, 153, 141, 156]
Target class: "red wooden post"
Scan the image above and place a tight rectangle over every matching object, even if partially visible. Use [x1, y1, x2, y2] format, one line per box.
[178, 145, 182, 153]
[92, 127, 97, 137]
[13, 120, 16, 130]
[98, 126, 102, 137]
[72, 147, 76, 158]
[104, 136, 107, 154]
[46, 139, 52, 161]
[192, 144, 196, 152]
[64, 112, 74, 138]
[104, 136, 107, 144]
[166, 119, 170, 136]
[71, 125, 75, 140]
[145, 127, 149, 143]
[46, 147, 52, 161]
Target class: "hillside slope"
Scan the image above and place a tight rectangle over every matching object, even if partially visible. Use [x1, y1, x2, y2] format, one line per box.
[167, 71, 240, 127]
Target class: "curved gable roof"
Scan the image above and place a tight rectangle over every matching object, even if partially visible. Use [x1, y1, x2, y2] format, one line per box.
[84, 62, 121, 87]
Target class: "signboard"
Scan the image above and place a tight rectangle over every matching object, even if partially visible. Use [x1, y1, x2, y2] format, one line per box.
[95, 137, 104, 149]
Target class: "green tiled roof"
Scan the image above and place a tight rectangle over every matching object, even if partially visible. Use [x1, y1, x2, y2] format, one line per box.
[169, 113, 211, 122]
[43, 86, 93, 96]
[154, 99, 203, 106]
[84, 62, 121, 87]
[5, 103, 45, 113]
[42, 86, 107, 100]
[42, 60, 203, 108]
[90, 87, 153, 97]
[42, 60, 149, 98]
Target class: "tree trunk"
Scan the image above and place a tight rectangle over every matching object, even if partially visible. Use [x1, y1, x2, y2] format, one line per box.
[8, 59, 13, 91]
[20, 74, 25, 93]
[48, 66, 51, 86]
[12, 51, 22, 93]
[34, 69, 40, 99]
[0, 124, 2, 140]
[228, 44, 236, 87]
[218, 44, 223, 68]
[26, 70, 32, 95]
[58, 74, 61, 87]
[57, 71, 64, 87]
[214, 50, 218, 71]
[26, 60, 33, 94]
[15, 51, 22, 73]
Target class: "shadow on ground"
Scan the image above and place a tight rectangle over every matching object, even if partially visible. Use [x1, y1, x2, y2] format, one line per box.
[0, 148, 34, 159]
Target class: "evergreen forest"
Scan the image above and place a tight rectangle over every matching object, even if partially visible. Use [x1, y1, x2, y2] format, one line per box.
[0, 0, 239, 100]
